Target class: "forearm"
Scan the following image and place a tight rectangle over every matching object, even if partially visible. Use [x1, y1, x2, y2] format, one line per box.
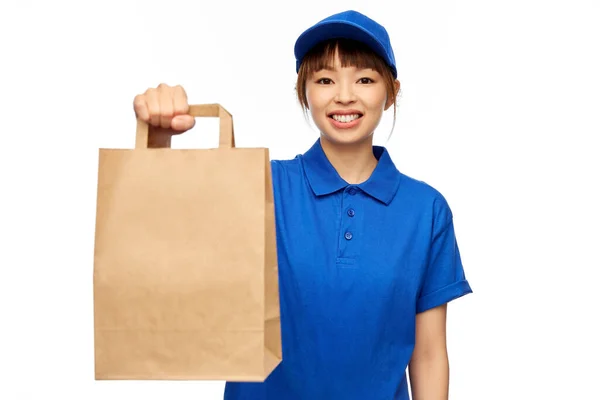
[408, 354, 449, 400]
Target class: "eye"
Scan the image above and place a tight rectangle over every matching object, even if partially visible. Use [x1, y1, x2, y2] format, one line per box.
[317, 78, 333, 84]
[358, 77, 374, 84]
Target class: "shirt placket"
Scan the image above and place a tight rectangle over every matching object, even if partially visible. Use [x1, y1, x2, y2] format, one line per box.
[337, 185, 360, 265]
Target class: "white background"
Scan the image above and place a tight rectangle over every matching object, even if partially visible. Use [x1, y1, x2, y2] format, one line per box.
[1, 0, 599, 399]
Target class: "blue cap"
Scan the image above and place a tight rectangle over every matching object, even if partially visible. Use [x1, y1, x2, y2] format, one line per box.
[294, 10, 397, 78]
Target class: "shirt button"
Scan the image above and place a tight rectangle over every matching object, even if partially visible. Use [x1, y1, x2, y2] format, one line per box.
[347, 208, 355, 217]
[348, 187, 357, 195]
[344, 232, 353, 240]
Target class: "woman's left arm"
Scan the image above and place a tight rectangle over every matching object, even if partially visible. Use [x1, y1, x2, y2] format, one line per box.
[408, 303, 449, 400]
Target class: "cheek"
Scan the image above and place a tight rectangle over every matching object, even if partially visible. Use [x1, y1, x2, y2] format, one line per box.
[306, 87, 327, 111]
[365, 88, 388, 111]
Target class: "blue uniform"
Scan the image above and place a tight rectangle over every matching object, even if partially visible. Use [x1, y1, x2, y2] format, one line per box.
[225, 139, 472, 399]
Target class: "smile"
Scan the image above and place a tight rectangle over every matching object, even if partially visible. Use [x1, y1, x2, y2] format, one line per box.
[327, 112, 364, 129]
[330, 114, 362, 123]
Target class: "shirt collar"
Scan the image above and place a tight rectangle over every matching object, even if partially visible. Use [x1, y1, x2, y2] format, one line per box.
[300, 139, 402, 205]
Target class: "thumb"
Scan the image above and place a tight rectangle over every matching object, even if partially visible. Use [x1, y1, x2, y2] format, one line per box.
[171, 115, 196, 132]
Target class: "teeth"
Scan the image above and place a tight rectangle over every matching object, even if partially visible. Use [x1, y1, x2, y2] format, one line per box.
[332, 114, 360, 123]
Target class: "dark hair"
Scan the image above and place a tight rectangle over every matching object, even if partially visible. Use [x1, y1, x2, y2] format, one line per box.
[295, 38, 398, 134]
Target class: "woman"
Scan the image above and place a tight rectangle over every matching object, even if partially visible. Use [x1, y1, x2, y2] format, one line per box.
[133, 10, 472, 400]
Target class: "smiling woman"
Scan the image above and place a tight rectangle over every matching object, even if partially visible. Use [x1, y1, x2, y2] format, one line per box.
[132, 9, 473, 400]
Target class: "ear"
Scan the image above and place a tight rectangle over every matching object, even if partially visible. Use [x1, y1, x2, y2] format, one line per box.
[384, 79, 401, 110]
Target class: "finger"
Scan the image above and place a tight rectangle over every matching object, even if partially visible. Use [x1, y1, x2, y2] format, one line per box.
[133, 94, 149, 122]
[146, 89, 161, 127]
[171, 115, 196, 132]
[158, 86, 174, 130]
[172, 85, 189, 116]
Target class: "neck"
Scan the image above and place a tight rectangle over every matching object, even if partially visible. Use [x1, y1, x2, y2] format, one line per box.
[320, 135, 378, 185]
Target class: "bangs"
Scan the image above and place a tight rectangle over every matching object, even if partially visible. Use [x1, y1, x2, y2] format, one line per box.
[300, 38, 389, 77]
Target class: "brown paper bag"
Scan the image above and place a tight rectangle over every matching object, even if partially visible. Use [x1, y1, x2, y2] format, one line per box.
[93, 104, 281, 381]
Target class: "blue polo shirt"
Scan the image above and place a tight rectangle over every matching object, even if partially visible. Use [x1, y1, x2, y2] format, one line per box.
[224, 139, 472, 400]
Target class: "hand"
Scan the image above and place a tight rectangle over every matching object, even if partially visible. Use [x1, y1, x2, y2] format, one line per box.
[133, 83, 196, 139]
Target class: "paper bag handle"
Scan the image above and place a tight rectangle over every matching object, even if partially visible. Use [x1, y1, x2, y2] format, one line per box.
[135, 104, 235, 149]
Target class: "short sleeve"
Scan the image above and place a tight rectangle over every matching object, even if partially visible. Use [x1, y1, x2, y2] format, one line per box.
[416, 197, 472, 314]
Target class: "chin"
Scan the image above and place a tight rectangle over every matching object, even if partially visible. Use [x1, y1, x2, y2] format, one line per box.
[320, 129, 374, 147]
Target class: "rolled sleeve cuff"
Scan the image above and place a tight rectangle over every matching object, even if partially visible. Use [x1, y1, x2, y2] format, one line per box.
[416, 279, 473, 314]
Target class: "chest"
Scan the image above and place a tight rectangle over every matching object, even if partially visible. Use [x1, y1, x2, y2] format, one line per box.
[272, 177, 431, 309]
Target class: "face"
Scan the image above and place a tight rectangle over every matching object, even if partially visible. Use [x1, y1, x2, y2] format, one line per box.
[305, 52, 393, 146]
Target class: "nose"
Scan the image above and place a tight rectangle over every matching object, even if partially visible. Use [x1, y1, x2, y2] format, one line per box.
[334, 81, 356, 104]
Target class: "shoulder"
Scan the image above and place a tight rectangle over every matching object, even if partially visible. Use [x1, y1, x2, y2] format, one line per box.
[270, 156, 303, 179]
[395, 171, 454, 225]
[270, 157, 300, 170]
